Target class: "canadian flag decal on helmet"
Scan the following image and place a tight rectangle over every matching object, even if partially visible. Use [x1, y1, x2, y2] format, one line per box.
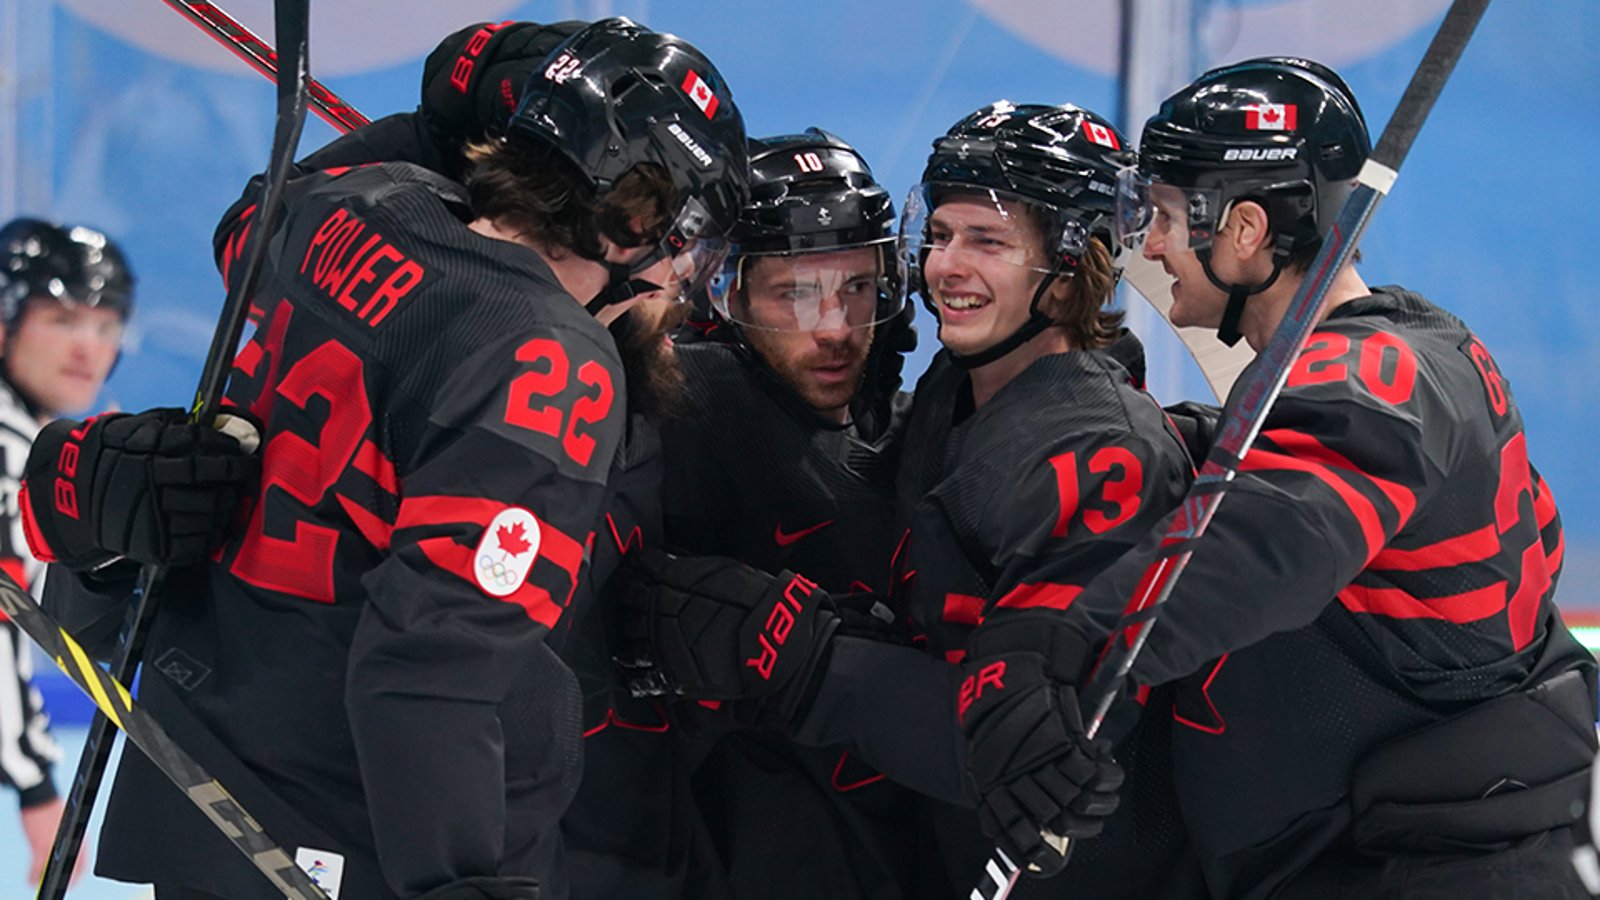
[1082, 120, 1119, 149]
[681, 70, 719, 119]
[474, 507, 542, 598]
[1244, 103, 1297, 131]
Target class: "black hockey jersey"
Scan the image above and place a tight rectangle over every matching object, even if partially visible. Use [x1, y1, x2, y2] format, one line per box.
[660, 341, 919, 900]
[1049, 287, 1596, 898]
[82, 163, 625, 899]
[885, 346, 1199, 898]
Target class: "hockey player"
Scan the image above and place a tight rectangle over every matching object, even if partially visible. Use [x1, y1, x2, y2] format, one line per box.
[19, 18, 748, 900]
[962, 57, 1597, 898]
[656, 128, 919, 900]
[0, 217, 130, 885]
[620, 102, 1203, 898]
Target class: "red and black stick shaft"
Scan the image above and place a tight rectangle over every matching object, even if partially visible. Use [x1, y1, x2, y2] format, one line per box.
[972, 2, 1492, 898]
[162, 0, 370, 132]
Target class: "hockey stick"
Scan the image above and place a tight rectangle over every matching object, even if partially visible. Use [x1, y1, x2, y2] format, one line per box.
[162, 0, 371, 132]
[37, 1, 313, 894]
[0, 572, 330, 899]
[971, 2, 1492, 898]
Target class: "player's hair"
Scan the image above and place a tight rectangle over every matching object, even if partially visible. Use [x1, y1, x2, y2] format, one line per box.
[463, 138, 676, 259]
[1036, 228, 1122, 351]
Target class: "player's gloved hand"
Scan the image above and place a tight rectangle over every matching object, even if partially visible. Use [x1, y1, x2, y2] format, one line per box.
[420, 19, 587, 145]
[614, 549, 840, 723]
[20, 407, 261, 571]
[959, 613, 1123, 877]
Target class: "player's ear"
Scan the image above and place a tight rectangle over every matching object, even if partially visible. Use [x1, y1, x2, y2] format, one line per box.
[1222, 200, 1273, 263]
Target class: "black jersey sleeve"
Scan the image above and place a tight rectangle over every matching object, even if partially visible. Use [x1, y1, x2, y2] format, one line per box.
[345, 322, 624, 894]
[1062, 323, 1436, 686]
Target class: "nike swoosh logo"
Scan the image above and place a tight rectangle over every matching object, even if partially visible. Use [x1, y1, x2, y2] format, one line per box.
[774, 519, 835, 547]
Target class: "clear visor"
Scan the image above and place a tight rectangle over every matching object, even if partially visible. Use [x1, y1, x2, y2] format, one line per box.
[1113, 167, 1224, 253]
[706, 240, 901, 332]
[627, 195, 732, 302]
[897, 185, 1070, 281]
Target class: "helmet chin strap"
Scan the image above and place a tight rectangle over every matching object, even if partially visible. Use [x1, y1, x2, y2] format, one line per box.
[585, 260, 665, 315]
[1196, 232, 1295, 347]
[945, 271, 1060, 370]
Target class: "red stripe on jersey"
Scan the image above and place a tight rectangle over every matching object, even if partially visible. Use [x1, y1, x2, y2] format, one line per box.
[538, 521, 586, 608]
[1337, 581, 1505, 624]
[352, 439, 399, 495]
[993, 582, 1083, 611]
[1247, 429, 1416, 562]
[401, 494, 584, 616]
[396, 495, 504, 530]
[943, 593, 985, 626]
[1262, 428, 1418, 526]
[1369, 525, 1497, 572]
[416, 535, 564, 627]
[337, 494, 392, 553]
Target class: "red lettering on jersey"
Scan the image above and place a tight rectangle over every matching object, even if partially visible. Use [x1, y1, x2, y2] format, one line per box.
[505, 339, 617, 467]
[1358, 332, 1418, 405]
[1288, 333, 1350, 387]
[1494, 433, 1551, 650]
[231, 339, 372, 603]
[1467, 338, 1509, 418]
[300, 208, 426, 328]
[1050, 446, 1146, 537]
[1085, 446, 1142, 533]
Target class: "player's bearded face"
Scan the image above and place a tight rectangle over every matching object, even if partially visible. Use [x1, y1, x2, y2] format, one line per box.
[608, 296, 689, 421]
[738, 250, 879, 418]
[922, 196, 1053, 357]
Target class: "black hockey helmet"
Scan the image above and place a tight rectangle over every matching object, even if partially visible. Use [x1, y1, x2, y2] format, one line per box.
[1115, 57, 1369, 344]
[900, 101, 1129, 367]
[0, 218, 135, 326]
[707, 128, 901, 332]
[508, 17, 750, 310]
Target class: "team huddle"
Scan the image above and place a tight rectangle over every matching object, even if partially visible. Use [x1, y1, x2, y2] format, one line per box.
[7, 15, 1594, 900]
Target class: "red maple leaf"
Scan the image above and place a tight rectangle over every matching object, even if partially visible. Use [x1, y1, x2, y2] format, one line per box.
[1261, 106, 1280, 124]
[497, 522, 533, 556]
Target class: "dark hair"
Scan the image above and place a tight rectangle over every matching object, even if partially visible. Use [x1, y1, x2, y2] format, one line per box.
[463, 139, 676, 258]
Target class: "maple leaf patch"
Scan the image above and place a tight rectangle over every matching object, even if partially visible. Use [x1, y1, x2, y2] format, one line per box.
[497, 522, 533, 557]
[474, 507, 542, 598]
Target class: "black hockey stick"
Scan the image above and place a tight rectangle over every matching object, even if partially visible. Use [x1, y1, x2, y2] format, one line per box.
[37, 1, 313, 894]
[163, 0, 371, 132]
[972, 2, 1492, 898]
[0, 571, 330, 899]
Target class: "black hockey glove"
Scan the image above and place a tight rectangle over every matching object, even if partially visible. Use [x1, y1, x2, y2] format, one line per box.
[959, 613, 1123, 876]
[21, 408, 260, 571]
[615, 549, 840, 723]
[420, 19, 587, 145]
